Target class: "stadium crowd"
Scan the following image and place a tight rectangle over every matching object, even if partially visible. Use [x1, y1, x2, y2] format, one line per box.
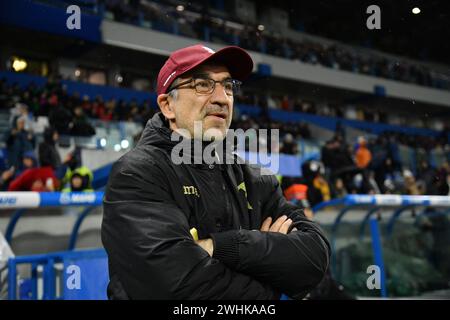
[282, 132, 449, 209]
[1, 75, 449, 198]
[0, 78, 101, 192]
[101, 0, 450, 90]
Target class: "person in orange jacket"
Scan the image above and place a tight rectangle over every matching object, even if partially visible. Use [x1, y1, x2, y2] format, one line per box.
[355, 136, 372, 169]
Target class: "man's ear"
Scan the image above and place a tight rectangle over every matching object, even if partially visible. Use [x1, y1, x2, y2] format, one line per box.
[157, 94, 175, 120]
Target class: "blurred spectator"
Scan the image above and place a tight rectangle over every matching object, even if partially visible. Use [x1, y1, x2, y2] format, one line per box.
[6, 116, 35, 169]
[403, 169, 421, 195]
[91, 96, 105, 119]
[333, 178, 348, 198]
[115, 99, 129, 120]
[435, 162, 450, 196]
[70, 106, 96, 136]
[312, 173, 331, 203]
[80, 95, 92, 117]
[9, 102, 33, 131]
[355, 136, 372, 169]
[267, 95, 278, 109]
[38, 127, 61, 170]
[62, 166, 94, 192]
[0, 167, 15, 190]
[445, 173, 450, 196]
[128, 105, 143, 123]
[279, 133, 298, 155]
[298, 122, 311, 139]
[322, 135, 358, 191]
[374, 157, 402, 194]
[280, 95, 291, 111]
[301, 160, 331, 207]
[322, 135, 354, 172]
[14, 150, 38, 177]
[284, 183, 310, 208]
[48, 100, 73, 135]
[417, 160, 439, 195]
[97, 98, 115, 121]
[60, 147, 83, 187]
[370, 136, 389, 170]
[8, 151, 58, 192]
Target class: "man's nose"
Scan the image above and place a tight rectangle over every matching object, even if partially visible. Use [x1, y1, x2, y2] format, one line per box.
[210, 83, 231, 106]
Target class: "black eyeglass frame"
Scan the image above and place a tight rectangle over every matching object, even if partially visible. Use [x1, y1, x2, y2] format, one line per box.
[167, 77, 242, 96]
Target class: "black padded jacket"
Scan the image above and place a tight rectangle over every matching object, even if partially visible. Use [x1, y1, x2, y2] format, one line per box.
[101, 112, 330, 300]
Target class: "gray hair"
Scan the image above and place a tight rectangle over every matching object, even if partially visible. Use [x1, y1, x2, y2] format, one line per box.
[168, 88, 178, 101]
[167, 77, 181, 101]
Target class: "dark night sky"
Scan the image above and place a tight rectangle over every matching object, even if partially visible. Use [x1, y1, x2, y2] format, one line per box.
[266, 0, 450, 66]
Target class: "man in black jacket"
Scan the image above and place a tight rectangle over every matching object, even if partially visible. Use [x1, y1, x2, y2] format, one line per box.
[101, 44, 330, 300]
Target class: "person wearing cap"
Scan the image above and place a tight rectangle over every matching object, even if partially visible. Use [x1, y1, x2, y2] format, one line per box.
[62, 166, 94, 192]
[102, 44, 330, 300]
[8, 151, 59, 192]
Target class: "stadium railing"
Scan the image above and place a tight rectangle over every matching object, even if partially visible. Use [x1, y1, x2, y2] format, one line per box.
[7, 248, 108, 300]
[0, 192, 105, 299]
[2, 192, 450, 299]
[313, 194, 450, 298]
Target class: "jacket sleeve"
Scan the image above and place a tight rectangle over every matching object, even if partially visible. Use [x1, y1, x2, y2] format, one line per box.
[210, 174, 331, 300]
[101, 155, 280, 300]
[8, 169, 32, 191]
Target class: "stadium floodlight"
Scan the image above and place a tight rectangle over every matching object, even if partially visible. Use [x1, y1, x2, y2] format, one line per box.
[412, 7, 421, 14]
[121, 139, 129, 149]
[12, 58, 27, 72]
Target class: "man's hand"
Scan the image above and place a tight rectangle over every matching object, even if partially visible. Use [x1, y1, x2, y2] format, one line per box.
[194, 216, 299, 257]
[260, 215, 297, 234]
[195, 238, 214, 257]
[1, 167, 15, 181]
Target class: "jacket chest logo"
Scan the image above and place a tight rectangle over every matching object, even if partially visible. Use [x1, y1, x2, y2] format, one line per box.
[183, 185, 200, 198]
[237, 182, 253, 210]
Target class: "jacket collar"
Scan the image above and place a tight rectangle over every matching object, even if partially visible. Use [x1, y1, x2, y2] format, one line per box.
[137, 112, 238, 168]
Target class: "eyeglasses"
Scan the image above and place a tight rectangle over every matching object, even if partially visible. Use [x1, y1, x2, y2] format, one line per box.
[168, 77, 242, 96]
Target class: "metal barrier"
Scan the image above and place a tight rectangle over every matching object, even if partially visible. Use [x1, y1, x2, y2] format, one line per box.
[1, 192, 103, 250]
[0, 192, 106, 300]
[8, 248, 108, 300]
[2, 192, 450, 299]
[312, 194, 450, 298]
